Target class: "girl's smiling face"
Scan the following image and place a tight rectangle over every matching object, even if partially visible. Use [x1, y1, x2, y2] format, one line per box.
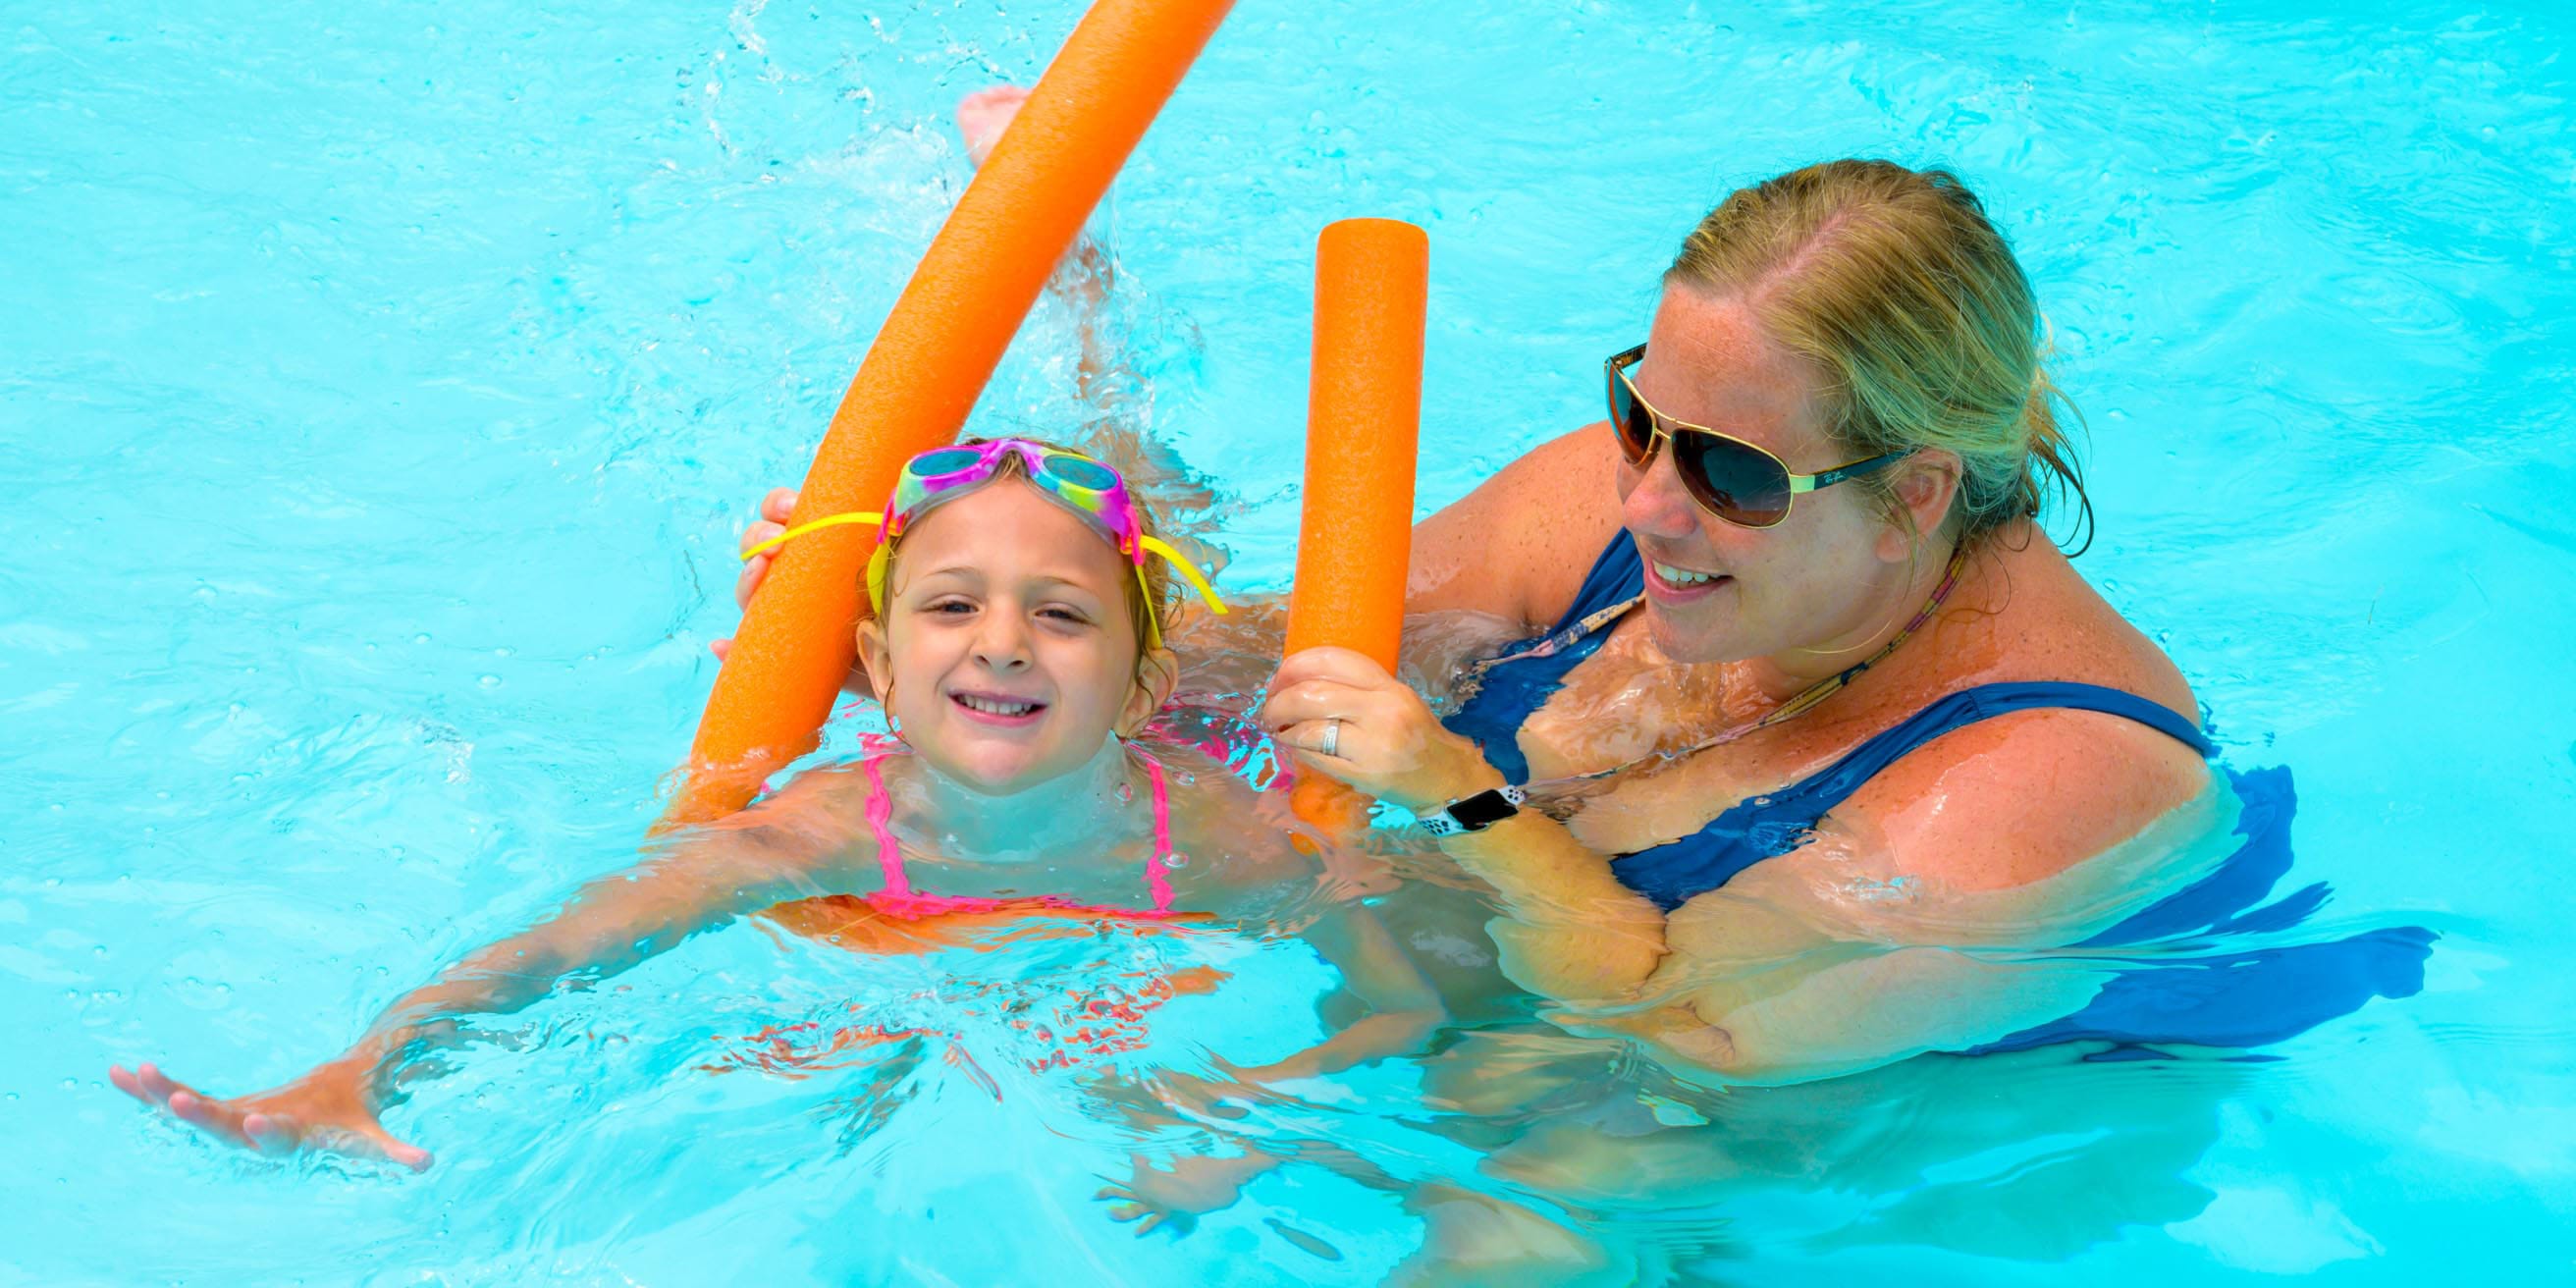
[854, 479, 1176, 794]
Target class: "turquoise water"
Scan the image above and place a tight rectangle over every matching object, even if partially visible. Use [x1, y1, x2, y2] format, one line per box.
[8, 0, 2575, 1282]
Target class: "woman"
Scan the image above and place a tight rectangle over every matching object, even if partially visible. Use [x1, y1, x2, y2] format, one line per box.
[1261, 160, 2306, 1082]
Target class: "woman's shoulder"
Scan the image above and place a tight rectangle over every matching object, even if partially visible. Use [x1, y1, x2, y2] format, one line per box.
[1836, 530, 2211, 887]
[1409, 422, 1627, 627]
[1957, 528, 2196, 714]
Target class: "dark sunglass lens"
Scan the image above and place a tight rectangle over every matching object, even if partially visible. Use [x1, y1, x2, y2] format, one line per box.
[911, 446, 984, 475]
[1041, 454, 1121, 491]
[1607, 374, 1656, 464]
[1674, 433, 1793, 527]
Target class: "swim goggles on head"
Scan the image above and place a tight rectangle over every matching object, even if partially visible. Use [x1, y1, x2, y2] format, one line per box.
[740, 438, 1225, 648]
[1607, 344, 1916, 529]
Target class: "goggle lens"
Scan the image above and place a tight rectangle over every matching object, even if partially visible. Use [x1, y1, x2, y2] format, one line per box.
[909, 446, 987, 475]
[1040, 453, 1121, 492]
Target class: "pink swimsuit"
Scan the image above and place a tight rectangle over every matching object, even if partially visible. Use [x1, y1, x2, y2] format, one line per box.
[857, 750, 1180, 922]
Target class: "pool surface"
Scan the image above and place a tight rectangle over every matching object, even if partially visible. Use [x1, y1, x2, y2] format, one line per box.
[7, 0, 2575, 1282]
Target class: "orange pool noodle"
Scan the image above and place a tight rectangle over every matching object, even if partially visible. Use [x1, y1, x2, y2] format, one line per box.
[1285, 218, 1428, 839]
[663, 0, 1236, 829]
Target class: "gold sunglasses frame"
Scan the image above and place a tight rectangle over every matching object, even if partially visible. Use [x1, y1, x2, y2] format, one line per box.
[1605, 343, 1914, 528]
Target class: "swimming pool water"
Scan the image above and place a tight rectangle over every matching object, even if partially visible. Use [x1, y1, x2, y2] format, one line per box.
[7, 0, 2575, 1282]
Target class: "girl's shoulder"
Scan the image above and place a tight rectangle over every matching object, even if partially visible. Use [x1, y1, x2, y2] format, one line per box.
[702, 759, 886, 877]
[1147, 745, 1328, 900]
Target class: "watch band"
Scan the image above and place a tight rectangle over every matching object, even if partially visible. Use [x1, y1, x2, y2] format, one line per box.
[1417, 785, 1528, 837]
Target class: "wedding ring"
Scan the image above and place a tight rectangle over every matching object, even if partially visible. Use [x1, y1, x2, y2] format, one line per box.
[1319, 717, 1342, 758]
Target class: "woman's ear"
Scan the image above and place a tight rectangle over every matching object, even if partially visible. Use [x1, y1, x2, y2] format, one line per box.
[855, 617, 895, 709]
[1878, 448, 1963, 561]
[1119, 645, 1182, 738]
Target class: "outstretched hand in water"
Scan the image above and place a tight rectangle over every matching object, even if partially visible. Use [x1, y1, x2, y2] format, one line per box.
[108, 1057, 432, 1171]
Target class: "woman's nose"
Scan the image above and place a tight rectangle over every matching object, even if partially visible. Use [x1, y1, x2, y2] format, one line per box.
[1622, 440, 1701, 541]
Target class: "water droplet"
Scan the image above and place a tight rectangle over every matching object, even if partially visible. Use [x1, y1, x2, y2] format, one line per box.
[1161, 852, 1189, 869]
[477, 674, 500, 688]
[1114, 781, 1135, 804]
[413, 633, 431, 645]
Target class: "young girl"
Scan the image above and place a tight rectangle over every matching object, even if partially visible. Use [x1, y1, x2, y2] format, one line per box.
[110, 435, 1442, 1171]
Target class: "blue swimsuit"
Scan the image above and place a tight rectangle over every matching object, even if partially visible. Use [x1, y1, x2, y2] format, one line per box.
[1443, 534, 2431, 1057]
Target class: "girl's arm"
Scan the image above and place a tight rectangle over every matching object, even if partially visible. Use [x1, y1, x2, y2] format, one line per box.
[110, 768, 869, 1167]
[1245, 894, 1445, 1082]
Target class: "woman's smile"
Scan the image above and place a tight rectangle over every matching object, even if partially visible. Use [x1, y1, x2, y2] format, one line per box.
[1641, 557, 1734, 605]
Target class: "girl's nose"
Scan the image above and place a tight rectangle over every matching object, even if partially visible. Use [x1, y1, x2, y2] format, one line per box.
[972, 611, 1034, 672]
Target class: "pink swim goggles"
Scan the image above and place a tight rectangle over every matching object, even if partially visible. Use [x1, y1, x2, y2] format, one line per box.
[741, 438, 1226, 648]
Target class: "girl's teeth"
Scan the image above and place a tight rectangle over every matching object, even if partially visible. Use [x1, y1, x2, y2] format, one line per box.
[959, 695, 1037, 716]
[1654, 562, 1720, 586]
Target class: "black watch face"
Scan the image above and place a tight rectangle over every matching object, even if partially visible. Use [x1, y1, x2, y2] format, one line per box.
[1449, 789, 1520, 831]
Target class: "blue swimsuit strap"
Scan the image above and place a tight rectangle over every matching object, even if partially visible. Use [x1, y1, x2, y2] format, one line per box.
[1441, 536, 1643, 782]
[1750, 680, 2217, 821]
[1605, 681, 2217, 912]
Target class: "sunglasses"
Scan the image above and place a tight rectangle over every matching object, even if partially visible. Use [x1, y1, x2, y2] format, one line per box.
[1605, 344, 1914, 528]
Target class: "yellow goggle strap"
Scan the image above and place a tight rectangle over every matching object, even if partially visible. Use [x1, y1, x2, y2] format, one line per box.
[739, 511, 1227, 649]
[1140, 535, 1228, 619]
[739, 511, 886, 562]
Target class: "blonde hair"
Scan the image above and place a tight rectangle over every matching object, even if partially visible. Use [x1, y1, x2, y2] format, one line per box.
[878, 434, 1180, 670]
[1666, 160, 2088, 547]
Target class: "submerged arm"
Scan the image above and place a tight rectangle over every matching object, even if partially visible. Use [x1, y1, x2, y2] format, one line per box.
[340, 781, 857, 1082]
[1251, 895, 1447, 1082]
[113, 769, 868, 1165]
[1567, 729, 2220, 1086]
[1583, 887, 2114, 1087]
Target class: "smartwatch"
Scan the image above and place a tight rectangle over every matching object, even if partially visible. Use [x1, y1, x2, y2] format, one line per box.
[1416, 785, 1528, 837]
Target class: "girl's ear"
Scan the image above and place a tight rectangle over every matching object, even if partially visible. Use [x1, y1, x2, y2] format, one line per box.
[855, 617, 895, 709]
[1118, 645, 1181, 739]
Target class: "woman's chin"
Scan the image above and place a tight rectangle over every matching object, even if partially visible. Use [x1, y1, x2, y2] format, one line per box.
[1645, 604, 1752, 665]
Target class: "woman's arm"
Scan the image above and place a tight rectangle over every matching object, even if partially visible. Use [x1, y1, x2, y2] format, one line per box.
[1554, 727, 2224, 1086]
[111, 768, 869, 1166]
[1260, 646, 1669, 1003]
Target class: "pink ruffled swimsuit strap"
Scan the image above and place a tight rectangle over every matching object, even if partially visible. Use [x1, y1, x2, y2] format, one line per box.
[860, 750, 1177, 921]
